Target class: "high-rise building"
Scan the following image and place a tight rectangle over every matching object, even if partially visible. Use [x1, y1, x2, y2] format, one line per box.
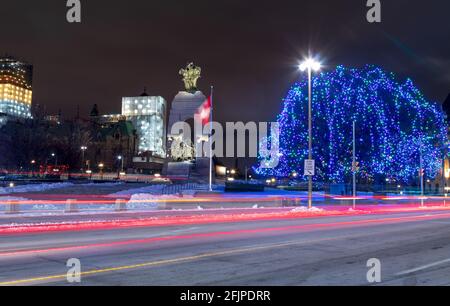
[0, 56, 33, 118]
[121, 91, 166, 157]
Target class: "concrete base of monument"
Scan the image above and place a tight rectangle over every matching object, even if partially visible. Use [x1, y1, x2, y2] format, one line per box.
[162, 157, 216, 184]
[162, 160, 191, 178]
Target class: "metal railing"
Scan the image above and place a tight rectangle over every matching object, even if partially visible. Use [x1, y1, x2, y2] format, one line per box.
[160, 183, 208, 195]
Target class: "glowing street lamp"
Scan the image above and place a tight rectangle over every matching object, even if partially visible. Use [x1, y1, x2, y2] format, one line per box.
[50, 153, 58, 167]
[299, 58, 321, 73]
[299, 57, 322, 209]
[80, 146, 88, 172]
[98, 163, 104, 180]
[117, 155, 124, 178]
[30, 160, 36, 177]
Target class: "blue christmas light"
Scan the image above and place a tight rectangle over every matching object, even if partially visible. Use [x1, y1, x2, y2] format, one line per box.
[256, 65, 447, 184]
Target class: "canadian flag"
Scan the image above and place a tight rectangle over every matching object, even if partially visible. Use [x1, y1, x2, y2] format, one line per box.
[197, 96, 212, 126]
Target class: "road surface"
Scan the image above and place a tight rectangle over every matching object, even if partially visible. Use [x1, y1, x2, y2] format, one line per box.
[1, 208, 450, 285]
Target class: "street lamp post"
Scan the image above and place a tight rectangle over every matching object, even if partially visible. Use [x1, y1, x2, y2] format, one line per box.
[352, 120, 356, 210]
[30, 160, 36, 177]
[299, 58, 321, 209]
[420, 144, 424, 207]
[99, 163, 104, 180]
[51, 153, 58, 167]
[117, 155, 124, 179]
[81, 146, 87, 173]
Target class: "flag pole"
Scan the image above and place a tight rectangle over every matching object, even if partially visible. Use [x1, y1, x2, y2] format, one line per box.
[209, 86, 214, 192]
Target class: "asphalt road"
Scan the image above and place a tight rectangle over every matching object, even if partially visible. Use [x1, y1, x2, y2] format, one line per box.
[1, 209, 450, 286]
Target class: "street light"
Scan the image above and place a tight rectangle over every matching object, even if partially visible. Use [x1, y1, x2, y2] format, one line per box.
[299, 57, 321, 209]
[117, 155, 124, 179]
[51, 153, 58, 167]
[299, 58, 321, 73]
[80, 146, 87, 173]
[98, 163, 104, 180]
[30, 160, 36, 177]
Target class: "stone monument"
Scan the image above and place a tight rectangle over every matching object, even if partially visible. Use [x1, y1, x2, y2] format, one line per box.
[164, 63, 215, 182]
[167, 62, 207, 137]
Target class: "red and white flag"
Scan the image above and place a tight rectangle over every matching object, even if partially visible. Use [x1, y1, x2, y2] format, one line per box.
[197, 96, 212, 126]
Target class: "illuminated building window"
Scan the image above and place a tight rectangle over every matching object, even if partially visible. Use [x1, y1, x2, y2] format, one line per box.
[121, 95, 167, 157]
[0, 57, 33, 119]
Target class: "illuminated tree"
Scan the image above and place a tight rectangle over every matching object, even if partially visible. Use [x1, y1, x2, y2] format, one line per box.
[256, 65, 447, 184]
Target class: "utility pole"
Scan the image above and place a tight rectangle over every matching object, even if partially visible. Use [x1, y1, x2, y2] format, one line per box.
[352, 121, 356, 210]
[420, 144, 424, 207]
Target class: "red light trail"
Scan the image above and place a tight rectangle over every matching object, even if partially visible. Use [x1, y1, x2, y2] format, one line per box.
[2, 211, 450, 258]
[1, 202, 450, 235]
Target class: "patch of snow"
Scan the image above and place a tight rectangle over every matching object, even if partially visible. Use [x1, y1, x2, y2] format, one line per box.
[32, 204, 59, 210]
[0, 182, 73, 195]
[110, 184, 166, 196]
[80, 182, 124, 187]
[290, 206, 324, 213]
[125, 193, 162, 210]
[0, 196, 29, 202]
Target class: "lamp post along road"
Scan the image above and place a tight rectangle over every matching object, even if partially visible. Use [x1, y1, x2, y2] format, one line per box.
[353, 120, 356, 209]
[209, 86, 214, 192]
[308, 66, 313, 209]
[81, 146, 87, 172]
[420, 144, 424, 207]
[299, 58, 321, 209]
[117, 155, 124, 179]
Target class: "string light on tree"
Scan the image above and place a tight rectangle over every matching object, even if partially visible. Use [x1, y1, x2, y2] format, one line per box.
[256, 65, 447, 184]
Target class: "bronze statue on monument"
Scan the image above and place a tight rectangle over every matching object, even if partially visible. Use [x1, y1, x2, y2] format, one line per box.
[179, 62, 201, 92]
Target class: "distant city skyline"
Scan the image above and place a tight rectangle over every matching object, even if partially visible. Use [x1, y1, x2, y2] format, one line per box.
[2, 0, 449, 124]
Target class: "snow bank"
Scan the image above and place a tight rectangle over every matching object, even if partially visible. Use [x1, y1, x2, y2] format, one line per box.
[126, 193, 168, 210]
[80, 182, 124, 187]
[0, 196, 28, 211]
[110, 184, 166, 196]
[0, 196, 59, 212]
[0, 196, 29, 202]
[291, 206, 324, 213]
[31, 204, 59, 210]
[0, 182, 73, 195]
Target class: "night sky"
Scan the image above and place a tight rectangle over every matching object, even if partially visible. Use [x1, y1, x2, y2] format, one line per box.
[2, 0, 450, 124]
